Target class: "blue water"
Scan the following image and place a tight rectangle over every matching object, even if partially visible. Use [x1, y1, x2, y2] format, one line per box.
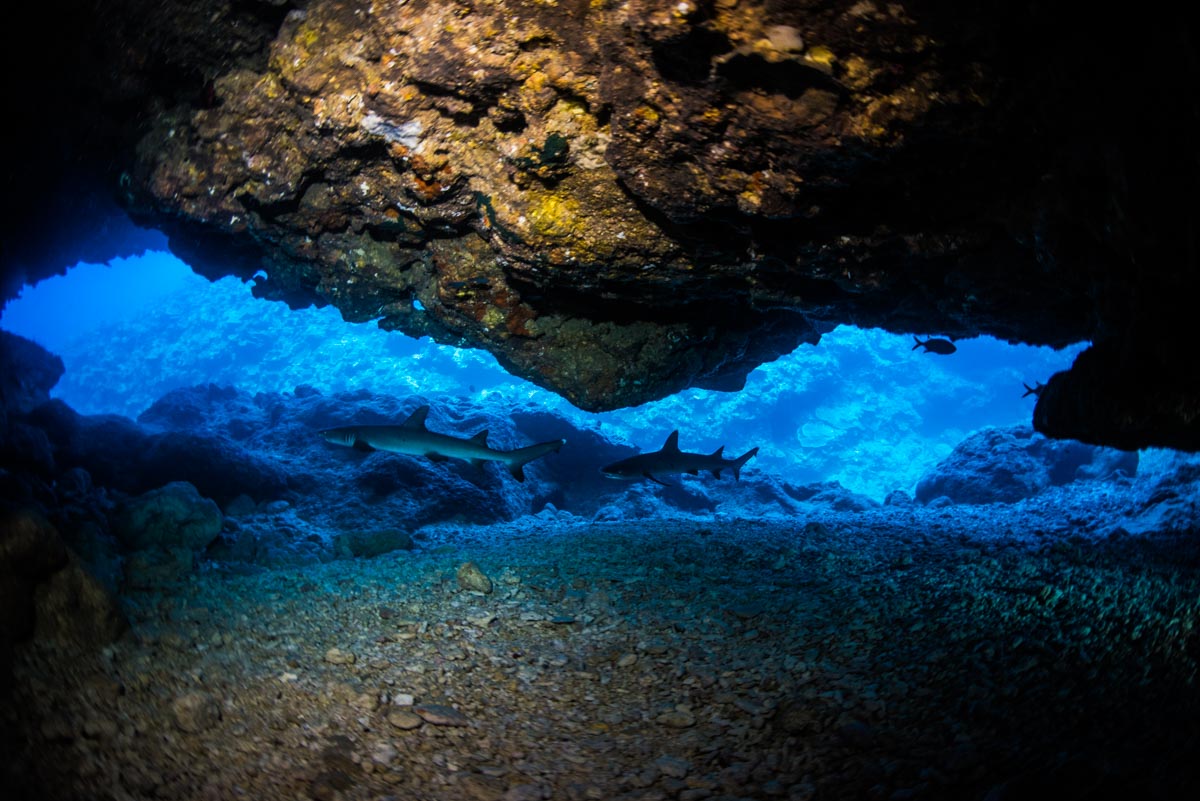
[0, 251, 1087, 500]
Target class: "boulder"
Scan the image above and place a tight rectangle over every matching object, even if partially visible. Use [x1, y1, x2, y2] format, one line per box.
[113, 481, 222, 551]
[0, 331, 63, 416]
[916, 426, 1138, 505]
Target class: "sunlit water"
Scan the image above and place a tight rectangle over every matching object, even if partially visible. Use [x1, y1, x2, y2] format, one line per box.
[1, 251, 1088, 499]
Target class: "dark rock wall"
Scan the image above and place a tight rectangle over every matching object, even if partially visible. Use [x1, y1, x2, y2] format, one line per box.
[2, 1, 1197, 449]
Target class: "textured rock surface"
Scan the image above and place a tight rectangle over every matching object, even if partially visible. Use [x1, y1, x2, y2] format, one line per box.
[915, 425, 1139, 505]
[0, 510, 69, 644]
[0, 332, 64, 418]
[4, 0, 1198, 449]
[113, 482, 224, 552]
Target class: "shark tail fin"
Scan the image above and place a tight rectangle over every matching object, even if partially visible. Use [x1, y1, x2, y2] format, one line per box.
[732, 447, 759, 481]
[912, 336, 923, 351]
[507, 438, 565, 482]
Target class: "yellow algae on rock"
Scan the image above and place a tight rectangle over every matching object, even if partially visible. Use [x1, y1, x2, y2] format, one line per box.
[527, 191, 583, 240]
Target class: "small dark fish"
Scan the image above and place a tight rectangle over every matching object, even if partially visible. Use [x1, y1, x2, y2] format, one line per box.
[1022, 381, 1045, 398]
[912, 336, 957, 355]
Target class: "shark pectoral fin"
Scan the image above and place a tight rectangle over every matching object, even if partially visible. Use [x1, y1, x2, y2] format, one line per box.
[353, 439, 375, 453]
[509, 463, 526, 482]
[645, 472, 674, 487]
[711, 469, 722, 479]
[426, 452, 449, 462]
[470, 458, 486, 470]
[686, 469, 699, 476]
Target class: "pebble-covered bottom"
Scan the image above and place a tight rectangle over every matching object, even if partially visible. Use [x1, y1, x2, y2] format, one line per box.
[7, 502, 1200, 801]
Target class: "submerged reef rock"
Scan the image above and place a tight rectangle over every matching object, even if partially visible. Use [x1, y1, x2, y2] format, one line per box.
[4, 1, 1198, 450]
[114, 481, 224, 588]
[0, 332, 64, 419]
[915, 425, 1138, 505]
[113, 482, 223, 553]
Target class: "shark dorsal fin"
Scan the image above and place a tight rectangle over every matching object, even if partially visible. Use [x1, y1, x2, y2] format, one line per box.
[710, 445, 724, 458]
[470, 429, 489, 445]
[662, 430, 680, 453]
[401, 405, 431, 430]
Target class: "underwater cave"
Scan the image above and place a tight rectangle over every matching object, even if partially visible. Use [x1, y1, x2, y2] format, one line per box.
[2, 2, 1199, 800]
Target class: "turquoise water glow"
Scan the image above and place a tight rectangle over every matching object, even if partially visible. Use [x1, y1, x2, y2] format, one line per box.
[1, 251, 1087, 499]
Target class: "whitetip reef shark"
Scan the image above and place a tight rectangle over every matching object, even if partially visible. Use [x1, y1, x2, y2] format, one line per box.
[601, 430, 759, 487]
[320, 405, 564, 481]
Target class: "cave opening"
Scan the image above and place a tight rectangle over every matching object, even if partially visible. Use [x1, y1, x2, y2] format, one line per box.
[1, 250, 1102, 502]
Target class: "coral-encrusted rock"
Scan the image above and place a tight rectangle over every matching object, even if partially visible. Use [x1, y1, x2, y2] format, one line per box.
[916, 426, 1138, 505]
[30, 396, 288, 503]
[5, 1, 1200, 449]
[0, 332, 63, 417]
[114, 481, 223, 588]
[114, 481, 222, 552]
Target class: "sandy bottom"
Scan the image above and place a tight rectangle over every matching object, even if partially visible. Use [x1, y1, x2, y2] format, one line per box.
[7, 510, 1200, 801]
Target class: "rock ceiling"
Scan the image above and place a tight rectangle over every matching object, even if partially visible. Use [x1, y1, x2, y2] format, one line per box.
[2, 0, 1196, 450]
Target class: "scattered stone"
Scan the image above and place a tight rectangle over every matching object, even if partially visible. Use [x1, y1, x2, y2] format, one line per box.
[351, 692, 379, 712]
[324, 647, 357, 665]
[370, 741, 397, 766]
[468, 612, 497, 627]
[616, 653, 638, 668]
[502, 784, 545, 801]
[459, 773, 507, 800]
[653, 755, 690, 779]
[457, 561, 494, 594]
[414, 703, 471, 727]
[387, 708, 424, 730]
[728, 602, 765, 620]
[774, 698, 816, 734]
[171, 691, 221, 733]
[655, 708, 696, 728]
